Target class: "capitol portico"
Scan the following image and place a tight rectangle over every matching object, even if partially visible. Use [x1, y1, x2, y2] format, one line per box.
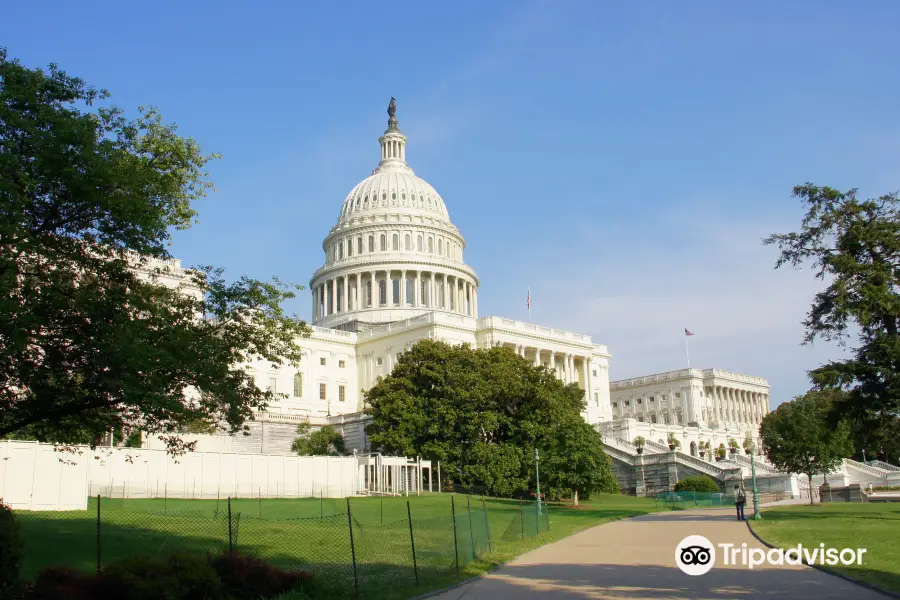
[163, 100, 771, 480]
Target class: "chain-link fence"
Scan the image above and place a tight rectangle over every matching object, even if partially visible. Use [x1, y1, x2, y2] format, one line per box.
[16, 494, 549, 599]
[655, 491, 734, 509]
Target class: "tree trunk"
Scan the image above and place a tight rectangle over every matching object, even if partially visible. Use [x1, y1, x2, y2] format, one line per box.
[807, 473, 815, 505]
[573, 490, 579, 506]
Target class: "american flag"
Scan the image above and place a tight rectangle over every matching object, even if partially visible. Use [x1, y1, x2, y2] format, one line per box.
[685, 328, 695, 336]
[527, 289, 531, 309]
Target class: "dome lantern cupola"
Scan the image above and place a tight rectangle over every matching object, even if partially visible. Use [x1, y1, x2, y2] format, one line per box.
[377, 97, 408, 171]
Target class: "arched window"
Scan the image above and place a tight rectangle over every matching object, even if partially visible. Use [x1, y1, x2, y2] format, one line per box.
[417, 236, 423, 252]
[405, 234, 411, 250]
[379, 280, 386, 305]
[420, 280, 427, 306]
[357, 237, 363, 254]
[438, 239, 443, 255]
[380, 235, 386, 251]
[392, 234, 399, 251]
[347, 238, 352, 257]
[369, 236, 375, 252]
[428, 238, 434, 253]
[406, 277, 414, 304]
[293, 373, 303, 398]
[392, 278, 400, 305]
[366, 280, 372, 306]
[338, 244, 343, 260]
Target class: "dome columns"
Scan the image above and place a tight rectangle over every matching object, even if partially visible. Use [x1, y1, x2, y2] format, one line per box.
[312, 267, 479, 324]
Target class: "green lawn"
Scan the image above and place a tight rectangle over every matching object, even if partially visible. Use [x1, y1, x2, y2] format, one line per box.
[16, 492, 663, 600]
[751, 502, 900, 595]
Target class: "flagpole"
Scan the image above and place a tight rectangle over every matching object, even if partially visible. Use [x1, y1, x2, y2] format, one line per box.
[685, 333, 691, 368]
[528, 286, 531, 322]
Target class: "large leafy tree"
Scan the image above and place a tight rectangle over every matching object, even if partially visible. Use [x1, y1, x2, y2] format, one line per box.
[0, 50, 310, 452]
[764, 184, 900, 462]
[291, 422, 347, 456]
[759, 390, 853, 504]
[364, 340, 619, 500]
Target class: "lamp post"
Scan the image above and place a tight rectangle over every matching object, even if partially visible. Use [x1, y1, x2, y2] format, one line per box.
[534, 448, 542, 516]
[750, 442, 761, 520]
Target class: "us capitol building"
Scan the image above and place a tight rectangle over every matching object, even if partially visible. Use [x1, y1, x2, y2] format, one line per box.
[183, 100, 771, 463]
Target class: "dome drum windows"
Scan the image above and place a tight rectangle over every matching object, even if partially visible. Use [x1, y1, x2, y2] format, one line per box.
[380, 235, 386, 251]
[392, 234, 399, 251]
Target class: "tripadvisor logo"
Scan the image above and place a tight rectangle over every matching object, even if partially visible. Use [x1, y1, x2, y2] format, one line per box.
[675, 536, 867, 575]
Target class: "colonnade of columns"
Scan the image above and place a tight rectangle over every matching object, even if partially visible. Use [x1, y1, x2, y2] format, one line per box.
[312, 269, 477, 322]
[702, 386, 769, 427]
[491, 341, 597, 405]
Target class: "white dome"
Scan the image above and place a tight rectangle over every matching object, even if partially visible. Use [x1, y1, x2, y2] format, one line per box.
[339, 167, 450, 222]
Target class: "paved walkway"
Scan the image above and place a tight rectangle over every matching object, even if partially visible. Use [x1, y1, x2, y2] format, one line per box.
[431, 509, 889, 599]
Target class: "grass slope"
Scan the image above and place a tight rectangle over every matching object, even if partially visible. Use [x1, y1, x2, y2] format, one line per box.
[17, 493, 662, 600]
[751, 502, 900, 595]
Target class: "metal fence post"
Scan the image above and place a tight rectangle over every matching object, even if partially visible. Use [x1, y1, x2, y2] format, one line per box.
[347, 498, 360, 599]
[407, 501, 418, 586]
[481, 496, 493, 552]
[450, 495, 459, 572]
[519, 498, 525, 540]
[381, 494, 384, 526]
[228, 497, 233, 552]
[96, 494, 101, 574]
[320, 489, 323, 519]
[466, 495, 475, 559]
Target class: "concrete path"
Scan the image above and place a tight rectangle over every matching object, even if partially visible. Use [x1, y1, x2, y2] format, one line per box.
[431, 509, 889, 599]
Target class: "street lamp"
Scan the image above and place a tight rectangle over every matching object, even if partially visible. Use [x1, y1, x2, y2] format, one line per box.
[534, 448, 542, 515]
[749, 441, 761, 520]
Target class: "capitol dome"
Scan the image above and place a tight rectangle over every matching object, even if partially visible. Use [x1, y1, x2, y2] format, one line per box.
[309, 99, 479, 331]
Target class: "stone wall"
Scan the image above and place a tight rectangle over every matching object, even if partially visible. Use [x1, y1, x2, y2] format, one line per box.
[607, 451, 742, 497]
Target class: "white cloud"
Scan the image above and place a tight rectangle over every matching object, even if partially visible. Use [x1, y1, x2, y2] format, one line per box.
[531, 205, 852, 405]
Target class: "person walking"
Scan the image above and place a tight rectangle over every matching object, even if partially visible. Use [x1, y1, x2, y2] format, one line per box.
[733, 483, 746, 521]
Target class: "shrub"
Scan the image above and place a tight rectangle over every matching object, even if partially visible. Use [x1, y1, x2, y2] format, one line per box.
[0, 499, 23, 600]
[24, 567, 97, 600]
[208, 551, 312, 600]
[674, 476, 720, 493]
[96, 552, 223, 600]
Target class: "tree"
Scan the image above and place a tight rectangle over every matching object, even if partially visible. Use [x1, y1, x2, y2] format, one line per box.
[759, 390, 853, 504]
[364, 340, 618, 500]
[291, 422, 346, 456]
[674, 475, 719, 493]
[764, 184, 900, 458]
[0, 50, 310, 453]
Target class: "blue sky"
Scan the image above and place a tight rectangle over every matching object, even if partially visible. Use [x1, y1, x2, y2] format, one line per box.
[4, 1, 899, 407]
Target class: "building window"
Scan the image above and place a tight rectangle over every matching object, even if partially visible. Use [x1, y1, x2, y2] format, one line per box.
[417, 236, 422, 251]
[637, 399, 642, 404]
[438, 239, 443, 254]
[649, 396, 655, 402]
[339, 360, 345, 368]
[406, 278, 414, 304]
[593, 392, 599, 403]
[379, 280, 386, 305]
[421, 280, 427, 305]
[369, 236, 375, 252]
[347, 238, 352, 256]
[392, 234, 399, 250]
[650, 414, 657, 423]
[357, 237, 363, 254]
[624, 400, 630, 407]
[675, 393, 681, 399]
[380, 235, 386, 251]
[366, 281, 373, 306]
[428, 238, 434, 253]
[293, 373, 303, 398]
[320, 357, 326, 366]
[592, 370, 597, 377]
[637, 415, 644, 423]
[339, 385, 346, 402]
[268, 377, 276, 393]
[405, 234, 411, 250]
[319, 383, 326, 400]
[338, 244, 343, 260]
[376, 357, 383, 366]
[612, 402, 618, 408]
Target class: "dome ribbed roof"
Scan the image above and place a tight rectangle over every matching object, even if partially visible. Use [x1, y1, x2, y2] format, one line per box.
[336, 98, 451, 224]
[339, 167, 449, 222]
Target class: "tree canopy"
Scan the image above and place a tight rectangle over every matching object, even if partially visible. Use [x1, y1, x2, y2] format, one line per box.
[764, 184, 900, 463]
[291, 422, 346, 456]
[0, 49, 310, 452]
[363, 340, 619, 500]
[759, 390, 852, 503]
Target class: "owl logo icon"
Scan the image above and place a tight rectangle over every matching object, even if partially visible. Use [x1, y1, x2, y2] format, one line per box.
[675, 535, 716, 575]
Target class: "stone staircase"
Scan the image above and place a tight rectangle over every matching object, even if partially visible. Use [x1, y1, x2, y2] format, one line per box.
[867, 460, 900, 472]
